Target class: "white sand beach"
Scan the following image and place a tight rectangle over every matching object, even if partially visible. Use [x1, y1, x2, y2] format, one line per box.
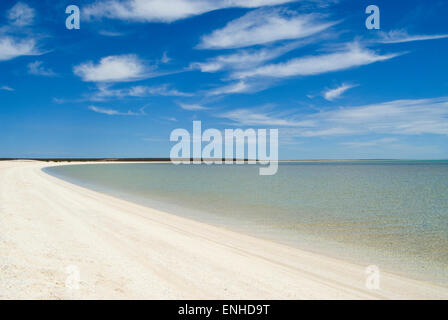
[1, 160, 448, 300]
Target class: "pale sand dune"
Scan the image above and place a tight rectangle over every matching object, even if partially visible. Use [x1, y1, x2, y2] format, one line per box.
[1, 160, 447, 300]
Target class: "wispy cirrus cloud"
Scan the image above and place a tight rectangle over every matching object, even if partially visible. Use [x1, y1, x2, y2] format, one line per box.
[160, 52, 171, 64]
[323, 83, 357, 101]
[191, 41, 300, 73]
[128, 84, 191, 97]
[88, 105, 146, 116]
[341, 138, 398, 148]
[378, 30, 448, 44]
[198, 9, 337, 49]
[28, 61, 57, 76]
[178, 103, 209, 111]
[217, 107, 312, 127]
[8, 2, 35, 27]
[215, 97, 448, 138]
[206, 78, 278, 96]
[291, 97, 448, 137]
[74, 54, 152, 82]
[54, 83, 191, 104]
[0, 37, 41, 61]
[83, 0, 298, 23]
[1, 86, 15, 91]
[161, 116, 178, 122]
[98, 30, 125, 37]
[233, 43, 401, 79]
[92, 83, 192, 100]
[207, 81, 253, 96]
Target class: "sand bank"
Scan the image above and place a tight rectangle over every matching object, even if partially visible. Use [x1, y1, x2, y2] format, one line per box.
[1, 160, 447, 299]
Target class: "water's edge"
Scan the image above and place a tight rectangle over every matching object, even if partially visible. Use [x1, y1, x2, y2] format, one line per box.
[43, 162, 448, 287]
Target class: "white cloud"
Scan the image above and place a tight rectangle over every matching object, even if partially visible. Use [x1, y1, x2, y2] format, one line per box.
[341, 138, 398, 148]
[28, 61, 56, 76]
[1, 86, 14, 91]
[198, 9, 336, 49]
[74, 55, 151, 82]
[179, 103, 208, 111]
[92, 84, 191, 100]
[0, 37, 40, 61]
[206, 79, 278, 96]
[98, 30, 125, 37]
[233, 43, 400, 79]
[379, 30, 448, 44]
[216, 97, 448, 138]
[161, 52, 171, 64]
[191, 42, 299, 73]
[130, 84, 190, 96]
[323, 83, 357, 101]
[84, 0, 298, 23]
[207, 81, 252, 96]
[217, 107, 313, 126]
[294, 127, 354, 137]
[290, 97, 448, 137]
[8, 2, 35, 27]
[88, 105, 146, 116]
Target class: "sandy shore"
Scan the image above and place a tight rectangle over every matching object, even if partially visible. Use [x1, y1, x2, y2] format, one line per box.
[1, 160, 447, 300]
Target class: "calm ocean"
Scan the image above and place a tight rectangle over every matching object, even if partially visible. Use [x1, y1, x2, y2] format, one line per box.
[45, 161, 448, 285]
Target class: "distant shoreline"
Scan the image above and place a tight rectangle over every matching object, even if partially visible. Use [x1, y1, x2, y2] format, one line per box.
[1, 158, 447, 163]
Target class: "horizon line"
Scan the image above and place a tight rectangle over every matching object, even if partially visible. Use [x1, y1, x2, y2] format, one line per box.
[1, 158, 447, 162]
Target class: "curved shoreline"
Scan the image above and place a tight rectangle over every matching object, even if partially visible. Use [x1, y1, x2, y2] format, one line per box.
[1, 160, 448, 299]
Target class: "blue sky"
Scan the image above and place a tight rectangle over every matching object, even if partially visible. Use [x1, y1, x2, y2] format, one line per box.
[1, 0, 447, 159]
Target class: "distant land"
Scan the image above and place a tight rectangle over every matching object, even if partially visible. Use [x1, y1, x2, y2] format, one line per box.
[2, 158, 444, 162]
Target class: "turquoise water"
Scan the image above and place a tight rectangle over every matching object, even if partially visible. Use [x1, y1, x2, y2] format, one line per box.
[45, 161, 448, 285]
